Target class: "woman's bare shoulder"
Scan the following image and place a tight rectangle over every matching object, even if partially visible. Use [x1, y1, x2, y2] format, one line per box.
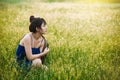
[20, 33, 31, 45]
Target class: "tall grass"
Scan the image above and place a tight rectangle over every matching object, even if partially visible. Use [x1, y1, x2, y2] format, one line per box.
[0, 1, 120, 80]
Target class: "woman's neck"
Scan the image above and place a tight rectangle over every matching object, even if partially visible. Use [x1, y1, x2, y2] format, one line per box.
[31, 32, 42, 40]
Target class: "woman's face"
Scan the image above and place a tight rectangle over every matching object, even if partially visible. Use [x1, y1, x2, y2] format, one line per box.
[40, 23, 47, 34]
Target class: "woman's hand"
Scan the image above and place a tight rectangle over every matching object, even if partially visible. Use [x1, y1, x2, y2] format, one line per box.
[43, 47, 50, 54]
[39, 47, 49, 58]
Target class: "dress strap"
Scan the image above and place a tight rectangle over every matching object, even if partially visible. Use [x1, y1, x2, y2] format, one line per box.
[41, 38, 44, 44]
[37, 37, 44, 48]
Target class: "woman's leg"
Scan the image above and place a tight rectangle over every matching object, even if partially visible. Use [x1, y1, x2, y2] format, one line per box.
[31, 58, 48, 71]
[32, 58, 42, 68]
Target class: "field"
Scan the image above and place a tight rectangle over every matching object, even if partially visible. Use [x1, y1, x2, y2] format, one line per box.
[0, 0, 120, 80]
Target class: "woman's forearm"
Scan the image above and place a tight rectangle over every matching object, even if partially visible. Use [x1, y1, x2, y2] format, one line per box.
[28, 52, 47, 60]
[39, 52, 47, 57]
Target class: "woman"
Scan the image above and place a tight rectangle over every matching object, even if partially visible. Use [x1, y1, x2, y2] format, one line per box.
[16, 16, 49, 70]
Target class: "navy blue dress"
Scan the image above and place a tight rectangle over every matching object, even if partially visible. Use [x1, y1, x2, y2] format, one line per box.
[16, 44, 40, 68]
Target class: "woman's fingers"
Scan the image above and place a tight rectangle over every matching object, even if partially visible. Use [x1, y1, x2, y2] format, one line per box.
[44, 47, 49, 54]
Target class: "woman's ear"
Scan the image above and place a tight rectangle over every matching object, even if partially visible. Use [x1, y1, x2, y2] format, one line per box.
[36, 27, 40, 32]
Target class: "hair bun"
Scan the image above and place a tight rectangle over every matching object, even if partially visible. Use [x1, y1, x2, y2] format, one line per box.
[30, 15, 35, 23]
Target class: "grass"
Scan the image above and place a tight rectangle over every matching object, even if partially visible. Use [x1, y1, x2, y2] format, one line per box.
[0, 0, 120, 80]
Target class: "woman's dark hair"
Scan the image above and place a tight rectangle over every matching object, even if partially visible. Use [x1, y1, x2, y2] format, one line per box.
[29, 15, 46, 33]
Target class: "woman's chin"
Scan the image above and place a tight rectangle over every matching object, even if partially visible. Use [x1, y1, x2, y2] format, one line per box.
[42, 32, 47, 34]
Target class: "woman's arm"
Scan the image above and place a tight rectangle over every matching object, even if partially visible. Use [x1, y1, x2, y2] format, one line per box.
[23, 35, 49, 61]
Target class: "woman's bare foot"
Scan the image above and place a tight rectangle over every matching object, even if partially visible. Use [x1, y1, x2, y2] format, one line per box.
[42, 65, 48, 72]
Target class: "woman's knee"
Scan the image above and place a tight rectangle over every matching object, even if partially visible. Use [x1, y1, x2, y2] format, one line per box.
[32, 58, 42, 67]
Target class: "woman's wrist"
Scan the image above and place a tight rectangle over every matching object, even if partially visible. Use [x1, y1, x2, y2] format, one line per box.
[40, 52, 46, 56]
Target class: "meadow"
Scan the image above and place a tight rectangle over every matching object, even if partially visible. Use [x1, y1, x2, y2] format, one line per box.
[0, 0, 120, 80]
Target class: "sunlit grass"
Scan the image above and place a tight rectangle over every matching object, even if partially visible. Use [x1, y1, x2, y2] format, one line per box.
[0, 0, 120, 3]
[0, 1, 120, 80]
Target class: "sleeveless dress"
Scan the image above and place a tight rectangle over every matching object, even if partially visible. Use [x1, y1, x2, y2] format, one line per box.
[16, 44, 40, 67]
